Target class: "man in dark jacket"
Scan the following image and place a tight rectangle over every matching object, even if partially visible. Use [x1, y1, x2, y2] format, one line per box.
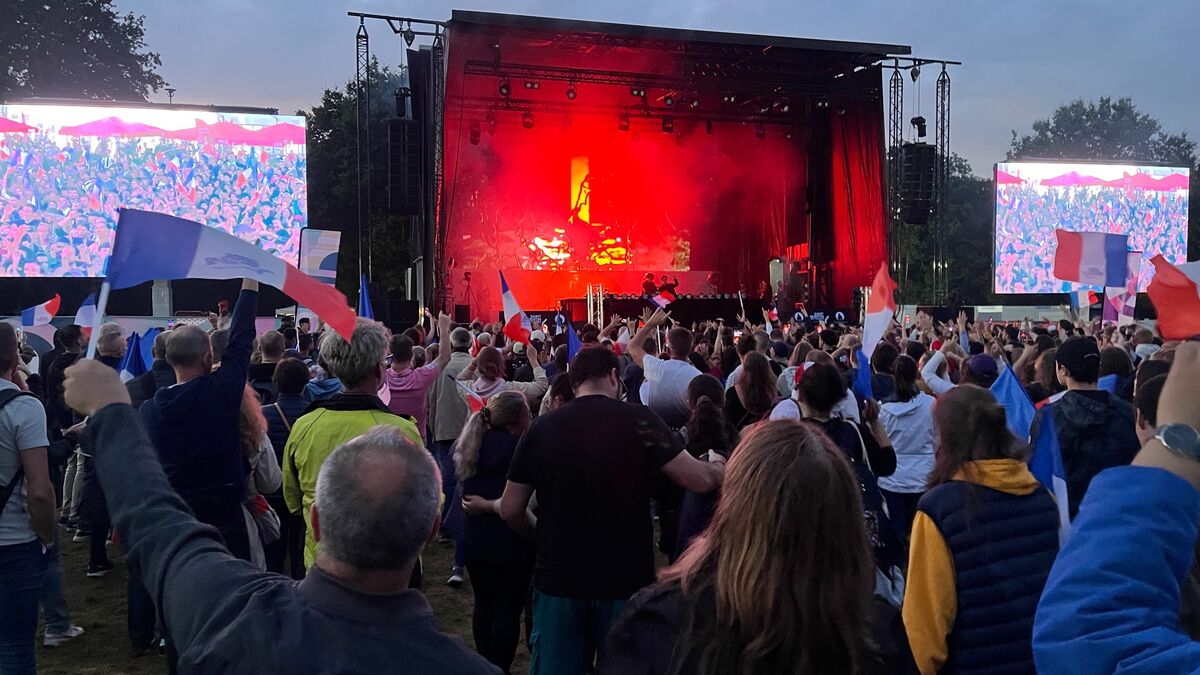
[62, 358, 499, 674]
[1043, 337, 1140, 518]
[126, 331, 175, 410]
[261, 357, 310, 579]
[140, 279, 258, 560]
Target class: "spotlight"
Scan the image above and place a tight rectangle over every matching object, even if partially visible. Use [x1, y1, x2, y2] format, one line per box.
[524, 80, 540, 90]
[705, 120, 713, 135]
[618, 112, 630, 132]
[662, 116, 673, 133]
[816, 99, 830, 109]
[723, 93, 736, 104]
[837, 103, 847, 116]
[785, 129, 794, 140]
[630, 87, 646, 98]
[911, 115, 927, 138]
[469, 122, 480, 145]
[780, 100, 790, 113]
[664, 94, 676, 107]
[566, 83, 577, 100]
[522, 111, 534, 129]
[402, 22, 416, 46]
[910, 65, 921, 82]
[689, 97, 700, 109]
[498, 79, 511, 97]
[755, 124, 765, 140]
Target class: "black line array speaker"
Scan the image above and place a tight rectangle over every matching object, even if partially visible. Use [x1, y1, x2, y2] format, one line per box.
[388, 118, 422, 216]
[900, 142, 936, 225]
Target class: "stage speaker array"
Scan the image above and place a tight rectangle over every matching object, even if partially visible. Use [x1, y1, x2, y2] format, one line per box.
[388, 118, 422, 216]
[899, 142, 936, 225]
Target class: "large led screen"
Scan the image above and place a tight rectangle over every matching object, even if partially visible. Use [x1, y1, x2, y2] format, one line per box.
[994, 161, 1188, 293]
[0, 103, 306, 277]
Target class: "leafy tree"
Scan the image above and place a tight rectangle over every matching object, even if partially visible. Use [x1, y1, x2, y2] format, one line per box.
[1009, 96, 1200, 259]
[0, 0, 166, 101]
[302, 59, 412, 301]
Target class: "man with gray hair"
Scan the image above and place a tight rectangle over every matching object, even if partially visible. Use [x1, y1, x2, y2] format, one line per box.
[427, 326, 475, 586]
[61, 359, 498, 673]
[284, 318, 424, 569]
[126, 330, 176, 410]
[94, 322, 126, 370]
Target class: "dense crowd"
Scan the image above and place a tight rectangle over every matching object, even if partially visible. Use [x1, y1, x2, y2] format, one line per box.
[0, 132, 304, 277]
[994, 182, 1187, 293]
[2, 284, 1199, 674]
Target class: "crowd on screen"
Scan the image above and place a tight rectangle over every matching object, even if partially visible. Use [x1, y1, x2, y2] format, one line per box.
[994, 183, 1187, 293]
[0, 131, 304, 277]
[5, 283, 1200, 674]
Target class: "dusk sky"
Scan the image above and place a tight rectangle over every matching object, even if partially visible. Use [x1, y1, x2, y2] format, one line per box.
[120, 0, 1199, 175]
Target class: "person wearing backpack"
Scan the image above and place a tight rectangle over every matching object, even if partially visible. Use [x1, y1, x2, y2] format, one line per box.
[0, 322, 58, 673]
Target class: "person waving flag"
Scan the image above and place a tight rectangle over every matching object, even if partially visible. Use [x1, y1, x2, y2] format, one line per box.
[499, 271, 532, 346]
[862, 262, 897, 360]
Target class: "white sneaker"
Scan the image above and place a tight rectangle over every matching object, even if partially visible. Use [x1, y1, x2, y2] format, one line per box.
[43, 625, 84, 647]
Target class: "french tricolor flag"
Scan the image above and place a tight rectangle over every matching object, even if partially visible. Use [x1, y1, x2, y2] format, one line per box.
[1052, 230, 1129, 287]
[455, 379, 487, 413]
[1148, 254, 1200, 339]
[861, 262, 897, 360]
[499, 271, 531, 346]
[20, 294, 60, 327]
[650, 289, 676, 309]
[105, 209, 357, 339]
[75, 293, 97, 331]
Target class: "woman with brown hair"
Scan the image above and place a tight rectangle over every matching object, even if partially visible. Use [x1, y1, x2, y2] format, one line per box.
[724, 351, 778, 431]
[674, 374, 738, 559]
[457, 345, 549, 402]
[599, 419, 876, 675]
[903, 385, 1058, 674]
[238, 384, 282, 571]
[452, 391, 536, 673]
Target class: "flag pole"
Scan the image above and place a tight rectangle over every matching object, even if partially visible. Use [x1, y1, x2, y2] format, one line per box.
[84, 282, 111, 360]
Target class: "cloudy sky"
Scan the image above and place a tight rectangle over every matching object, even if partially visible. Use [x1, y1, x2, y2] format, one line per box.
[119, 0, 1199, 175]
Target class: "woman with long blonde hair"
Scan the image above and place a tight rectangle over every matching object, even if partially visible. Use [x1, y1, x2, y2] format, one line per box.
[600, 419, 876, 675]
[450, 391, 535, 673]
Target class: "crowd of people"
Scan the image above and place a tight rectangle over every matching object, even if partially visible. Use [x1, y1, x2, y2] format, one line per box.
[994, 182, 1188, 293]
[0, 129, 305, 277]
[4, 286, 1200, 674]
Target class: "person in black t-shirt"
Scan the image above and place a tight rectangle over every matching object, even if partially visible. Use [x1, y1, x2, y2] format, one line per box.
[500, 348, 725, 675]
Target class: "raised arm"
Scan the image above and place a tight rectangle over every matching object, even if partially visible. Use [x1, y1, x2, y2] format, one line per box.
[65, 360, 266, 656]
[215, 279, 260, 393]
[628, 308, 668, 369]
[434, 313, 453, 371]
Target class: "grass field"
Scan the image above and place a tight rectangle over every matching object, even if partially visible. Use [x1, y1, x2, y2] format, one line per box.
[38, 533, 526, 674]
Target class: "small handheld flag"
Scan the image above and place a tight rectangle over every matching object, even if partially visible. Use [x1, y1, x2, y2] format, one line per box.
[117, 332, 148, 383]
[990, 366, 1035, 442]
[851, 348, 874, 401]
[567, 324, 583, 362]
[862, 263, 897, 360]
[499, 271, 532, 346]
[1147, 255, 1200, 339]
[1029, 409, 1072, 545]
[358, 274, 374, 320]
[20, 294, 60, 327]
[650, 289, 676, 309]
[454, 379, 486, 413]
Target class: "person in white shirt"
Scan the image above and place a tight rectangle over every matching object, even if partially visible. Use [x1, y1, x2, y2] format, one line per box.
[628, 309, 701, 428]
[770, 350, 860, 423]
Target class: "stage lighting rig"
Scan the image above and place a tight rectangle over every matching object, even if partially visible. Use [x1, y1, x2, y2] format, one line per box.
[524, 80, 540, 90]
[785, 129, 794, 140]
[662, 116, 674, 133]
[663, 93, 676, 107]
[522, 111, 534, 129]
[910, 65, 921, 82]
[722, 93, 737, 104]
[566, 82, 577, 100]
[498, 79, 511, 97]
[630, 86, 646, 98]
[689, 96, 700, 109]
[402, 21, 416, 46]
[816, 99, 830, 109]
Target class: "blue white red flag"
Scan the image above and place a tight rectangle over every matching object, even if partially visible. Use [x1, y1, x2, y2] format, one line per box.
[75, 293, 97, 329]
[851, 349, 874, 401]
[454, 379, 486, 413]
[499, 271, 532, 346]
[20, 294, 60, 327]
[1029, 408, 1072, 545]
[104, 209, 356, 339]
[650, 289, 676, 309]
[1148, 255, 1200, 339]
[117, 332, 148, 383]
[1052, 230, 1129, 287]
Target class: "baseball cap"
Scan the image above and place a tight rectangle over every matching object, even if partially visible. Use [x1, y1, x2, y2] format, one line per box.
[964, 354, 998, 380]
[1055, 337, 1101, 383]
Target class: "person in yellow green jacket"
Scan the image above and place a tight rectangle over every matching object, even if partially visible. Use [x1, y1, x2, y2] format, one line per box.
[902, 384, 1059, 675]
[284, 319, 423, 568]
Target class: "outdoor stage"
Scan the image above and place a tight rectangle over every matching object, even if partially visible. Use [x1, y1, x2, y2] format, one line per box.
[425, 11, 905, 318]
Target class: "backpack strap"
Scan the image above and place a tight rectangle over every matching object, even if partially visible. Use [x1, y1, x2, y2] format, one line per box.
[272, 401, 292, 433]
[0, 388, 35, 517]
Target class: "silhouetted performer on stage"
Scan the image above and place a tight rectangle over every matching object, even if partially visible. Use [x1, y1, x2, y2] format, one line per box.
[642, 273, 658, 296]
[658, 275, 680, 295]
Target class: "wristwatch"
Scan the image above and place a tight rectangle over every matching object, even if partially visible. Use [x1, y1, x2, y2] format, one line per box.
[1154, 424, 1200, 461]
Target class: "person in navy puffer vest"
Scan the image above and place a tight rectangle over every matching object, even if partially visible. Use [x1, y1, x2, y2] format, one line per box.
[902, 384, 1059, 674]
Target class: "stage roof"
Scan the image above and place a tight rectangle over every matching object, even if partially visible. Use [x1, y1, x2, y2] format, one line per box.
[449, 10, 912, 62]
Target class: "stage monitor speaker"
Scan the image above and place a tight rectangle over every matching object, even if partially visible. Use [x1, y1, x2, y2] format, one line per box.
[388, 118, 422, 216]
[900, 142, 936, 225]
[454, 304, 471, 324]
